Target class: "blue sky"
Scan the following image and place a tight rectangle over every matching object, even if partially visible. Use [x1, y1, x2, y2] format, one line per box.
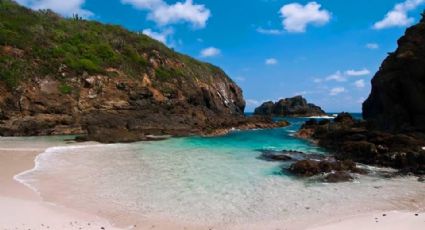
[17, 0, 425, 112]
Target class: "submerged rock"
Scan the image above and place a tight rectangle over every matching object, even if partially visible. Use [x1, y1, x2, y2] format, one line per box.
[254, 96, 326, 117]
[288, 159, 363, 177]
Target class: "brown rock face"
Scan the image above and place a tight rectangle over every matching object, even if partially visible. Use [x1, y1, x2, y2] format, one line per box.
[363, 14, 425, 132]
[254, 96, 325, 117]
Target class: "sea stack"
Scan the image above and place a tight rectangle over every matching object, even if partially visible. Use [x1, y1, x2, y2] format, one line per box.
[363, 13, 425, 132]
[254, 96, 326, 117]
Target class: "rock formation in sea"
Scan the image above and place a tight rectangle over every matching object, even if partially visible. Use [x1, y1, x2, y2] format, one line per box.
[0, 1, 288, 143]
[254, 96, 326, 117]
[363, 12, 425, 132]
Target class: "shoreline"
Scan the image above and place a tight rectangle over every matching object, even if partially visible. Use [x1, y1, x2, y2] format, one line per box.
[0, 141, 122, 230]
[0, 137, 424, 230]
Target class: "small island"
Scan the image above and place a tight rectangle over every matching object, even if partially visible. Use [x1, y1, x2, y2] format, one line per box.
[254, 95, 326, 117]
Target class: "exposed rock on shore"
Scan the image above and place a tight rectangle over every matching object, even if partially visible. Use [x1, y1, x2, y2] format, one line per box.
[296, 113, 425, 175]
[254, 96, 326, 117]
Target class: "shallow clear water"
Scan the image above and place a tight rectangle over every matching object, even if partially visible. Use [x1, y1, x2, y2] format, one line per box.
[15, 116, 425, 228]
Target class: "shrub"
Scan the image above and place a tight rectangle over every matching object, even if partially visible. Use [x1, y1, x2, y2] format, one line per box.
[58, 83, 72, 94]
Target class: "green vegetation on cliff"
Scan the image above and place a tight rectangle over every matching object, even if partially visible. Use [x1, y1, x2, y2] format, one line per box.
[0, 0, 226, 88]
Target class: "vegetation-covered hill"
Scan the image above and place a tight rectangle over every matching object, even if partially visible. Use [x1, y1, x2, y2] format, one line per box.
[0, 0, 285, 142]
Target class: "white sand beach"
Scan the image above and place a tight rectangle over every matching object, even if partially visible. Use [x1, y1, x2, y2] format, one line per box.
[0, 137, 424, 230]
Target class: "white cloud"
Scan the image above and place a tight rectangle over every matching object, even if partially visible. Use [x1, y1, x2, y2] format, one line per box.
[256, 27, 283, 35]
[329, 87, 346, 96]
[16, 0, 93, 17]
[316, 69, 371, 83]
[122, 0, 211, 28]
[325, 71, 346, 82]
[345, 68, 371, 76]
[366, 43, 379, 49]
[142, 28, 173, 44]
[279, 2, 331, 33]
[354, 79, 366, 88]
[373, 0, 425, 29]
[200, 47, 221, 57]
[265, 58, 278, 65]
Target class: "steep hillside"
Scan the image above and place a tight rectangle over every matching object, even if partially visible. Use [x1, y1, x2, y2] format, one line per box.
[363, 12, 425, 132]
[0, 0, 284, 142]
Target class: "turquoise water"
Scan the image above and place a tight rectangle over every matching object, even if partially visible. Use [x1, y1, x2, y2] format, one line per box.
[13, 114, 425, 228]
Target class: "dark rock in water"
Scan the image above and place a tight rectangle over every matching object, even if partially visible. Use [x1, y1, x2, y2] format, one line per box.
[258, 151, 293, 161]
[363, 13, 425, 132]
[296, 112, 425, 175]
[288, 159, 364, 177]
[257, 149, 326, 162]
[323, 171, 354, 183]
[254, 96, 326, 117]
[418, 176, 425, 182]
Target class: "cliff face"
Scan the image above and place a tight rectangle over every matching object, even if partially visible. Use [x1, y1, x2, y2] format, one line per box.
[0, 1, 251, 141]
[254, 96, 326, 117]
[363, 14, 425, 132]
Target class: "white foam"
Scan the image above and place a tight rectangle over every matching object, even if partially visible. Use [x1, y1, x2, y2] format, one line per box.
[13, 144, 111, 195]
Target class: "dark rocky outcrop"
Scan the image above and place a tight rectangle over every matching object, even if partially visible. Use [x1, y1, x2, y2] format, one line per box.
[0, 1, 289, 142]
[256, 149, 365, 182]
[288, 159, 364, 177]
[254, 96, 326, 117]
[363, 12, 425, 132]
[296, 113, 425, 175]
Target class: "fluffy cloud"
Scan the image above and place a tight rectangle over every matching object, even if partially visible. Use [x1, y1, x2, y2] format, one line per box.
[142, 28, 173, 44]
[373, 0, 425, 29]
[354, 79, 366, 88]
[279, 2, 331, 33]
[366, 43, 379, 49]
[200, 47, 221, 57]
[329, 87, 346, 96]
[122, 0, 210, 28]
[265, 58, 278, 65]
[345, 68, 371, 76]
[16, 0, 93, 17]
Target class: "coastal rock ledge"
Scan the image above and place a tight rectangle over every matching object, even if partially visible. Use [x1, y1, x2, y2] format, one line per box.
[254, 96, 326, 117]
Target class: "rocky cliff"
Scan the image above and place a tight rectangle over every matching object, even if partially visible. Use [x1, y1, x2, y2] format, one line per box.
[363, 12, 425, 132]
[0, 1, 286, 142]
[254, 96, 326, 117]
